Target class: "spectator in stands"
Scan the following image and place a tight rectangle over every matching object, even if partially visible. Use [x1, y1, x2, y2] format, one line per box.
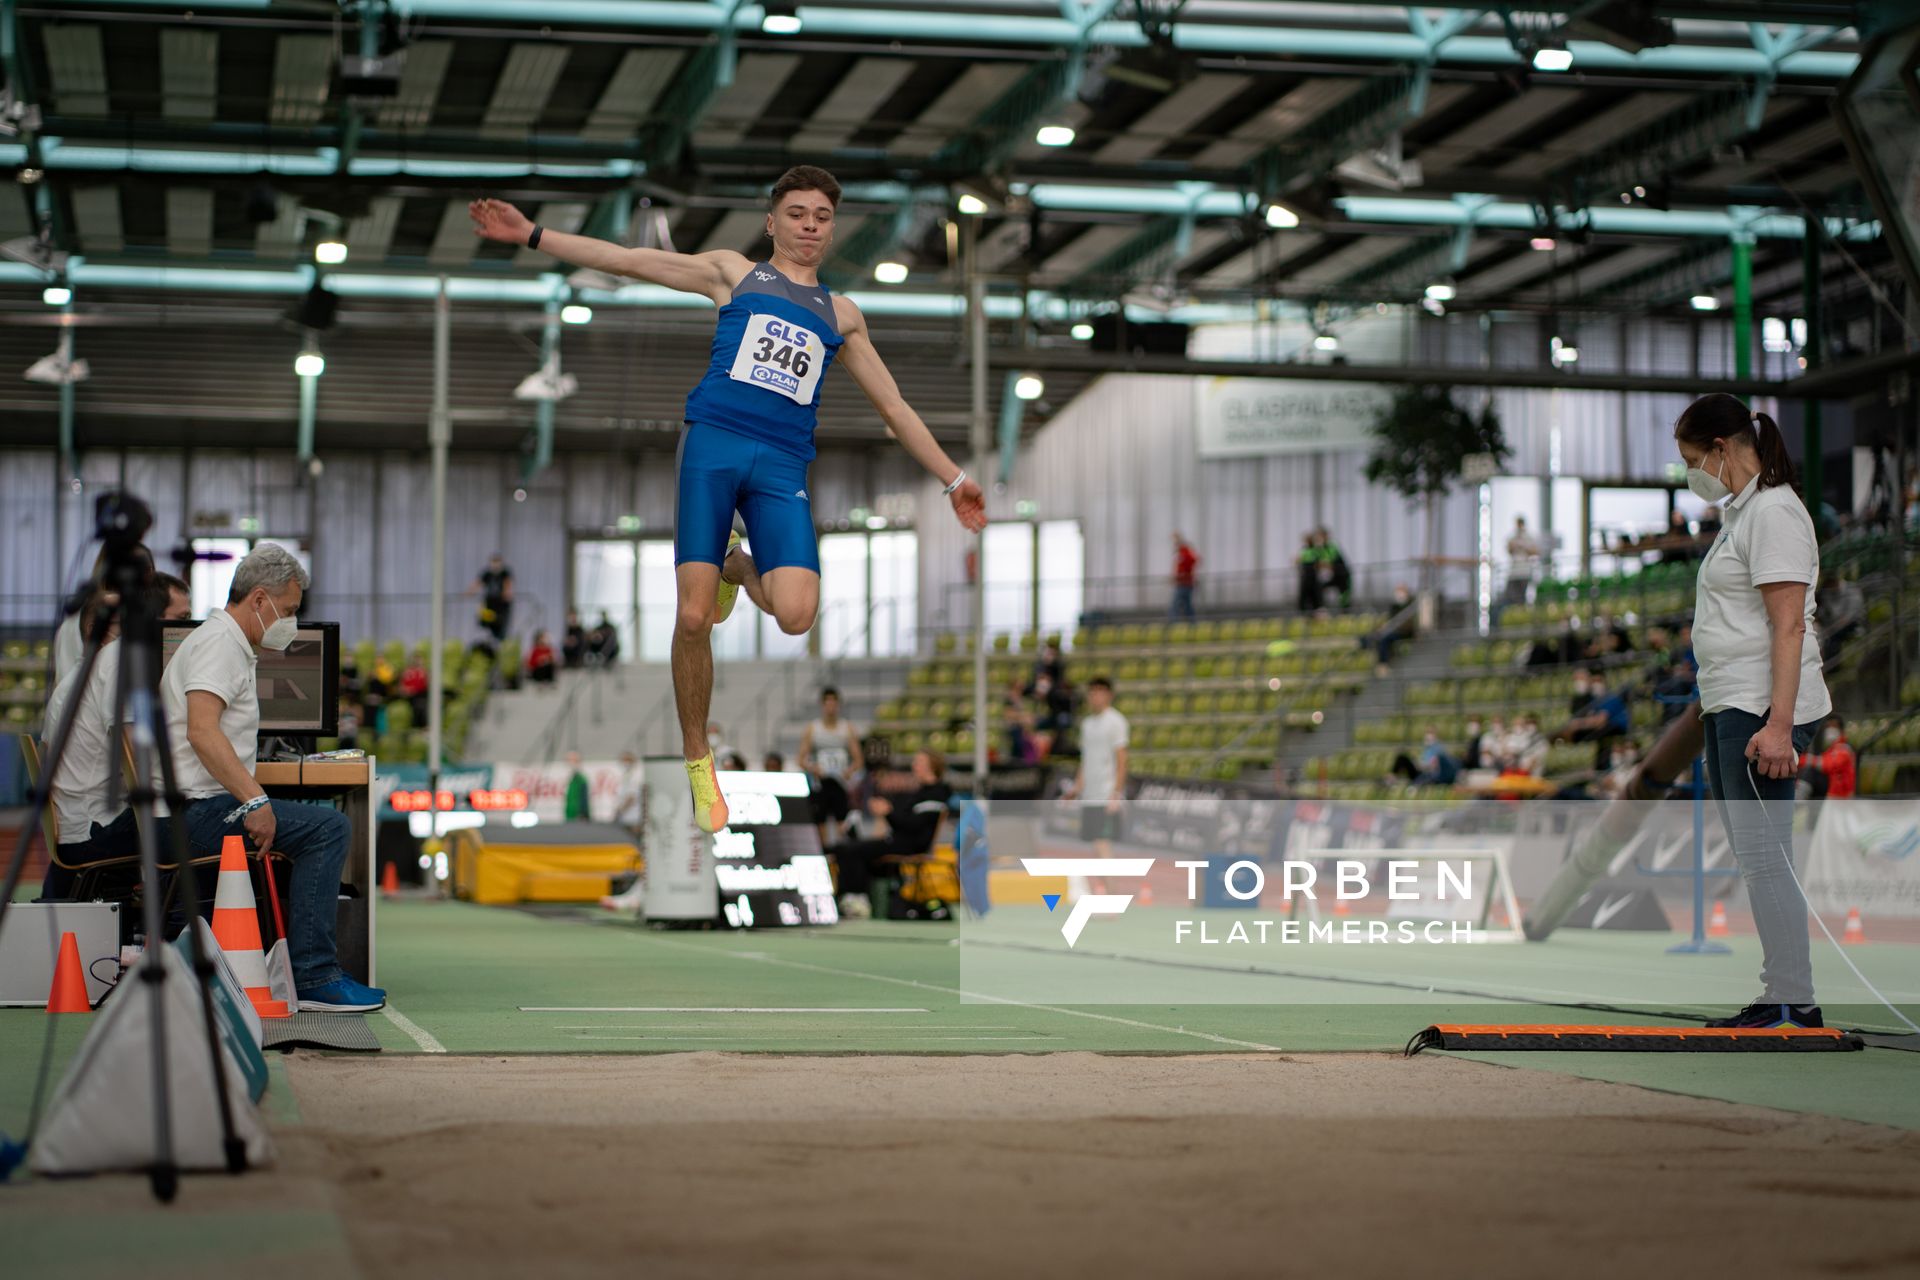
[38, 576, 190, 900]
[1607, 738, 1641, 774]
[1569, 668, 1597, 717]
[588, 612, 620, 666]
[1296, 532, 1323, 613]
[762, 752, 785, 772]
[1170, 533, 1200, 619]
[165, 543, 383, 1013]
[1801, 716, 1856, 799]
[1317, 527, 1353, 609]
[1527, 617, 1584, 668]
[1505, 516, 1540, 606]
[1462, 717, 1486, 770]
[564, 751, 590, 821]
[400, 650, 430, 721]
[469, 552, 514, 644]
[1481, 715, 1509, 770]
[1027, 672, 1074, 755]
[1557, 669, 1631, 769]
[1031, 639, 1065, 689]
[1509, 715, 1549, 776]
[800, 687, 864, 841]
[1001, 678, 1038, 764]
[1392, 727, 1458, 788]
[562, 609, 588, 668]
[827, 749, 951, 919]
[1599, 612, 1634, 653]
[1369, 584, 1416, 675]
[722, 750, 750, 772]
[527, 630, 557, 687]
[337, 699, 360, 751]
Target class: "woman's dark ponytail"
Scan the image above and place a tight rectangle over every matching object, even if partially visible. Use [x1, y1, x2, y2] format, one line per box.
[1673, 392, 1799, 493]
[1751, 411, 1797, 491]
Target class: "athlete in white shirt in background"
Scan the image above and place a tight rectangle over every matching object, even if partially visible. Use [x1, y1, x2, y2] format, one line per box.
[1067, 677, 1129, 891]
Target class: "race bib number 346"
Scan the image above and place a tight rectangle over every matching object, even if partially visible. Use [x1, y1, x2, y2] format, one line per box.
[728, 314, 827, 405]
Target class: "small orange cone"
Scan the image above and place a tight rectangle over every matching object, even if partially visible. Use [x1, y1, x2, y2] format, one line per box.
[1842, 908, 1866, 945]
[381, 859, 400, 897]
[1708, 901, 1730, 937]
[1334, 900, 1353, 917]
[211, 835, 291, 1018]
[45, 931, 91, 1014]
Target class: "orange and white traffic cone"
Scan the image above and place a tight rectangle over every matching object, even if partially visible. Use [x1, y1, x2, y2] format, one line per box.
[1842, 908, 1866, 945]
[381, 859, 400, 898]
[45, 931, 91, 1014]
[211, 834, 291, 1018]
[1708, 901, 1731, 937]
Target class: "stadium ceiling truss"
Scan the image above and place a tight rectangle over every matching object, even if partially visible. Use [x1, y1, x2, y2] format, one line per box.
[0, 0, 1903, 322]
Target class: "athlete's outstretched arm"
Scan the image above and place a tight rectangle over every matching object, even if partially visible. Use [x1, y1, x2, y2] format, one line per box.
[469, 199, 746, 304]
[835, 301, 988, 533]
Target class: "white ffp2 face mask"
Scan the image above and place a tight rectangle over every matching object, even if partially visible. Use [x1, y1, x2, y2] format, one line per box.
[1686, 450, 1731, 503]
[256, 596, 298, 651]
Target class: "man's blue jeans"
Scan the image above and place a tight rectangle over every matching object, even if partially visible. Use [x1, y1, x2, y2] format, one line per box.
[183, 796, 349, 989]
[1701, 708, 1819, 1005]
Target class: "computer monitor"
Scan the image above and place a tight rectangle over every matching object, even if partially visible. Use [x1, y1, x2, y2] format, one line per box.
[161, 620, 340, 737]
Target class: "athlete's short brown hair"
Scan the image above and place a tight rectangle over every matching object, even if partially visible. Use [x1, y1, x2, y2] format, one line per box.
[770, 165, 841, 210]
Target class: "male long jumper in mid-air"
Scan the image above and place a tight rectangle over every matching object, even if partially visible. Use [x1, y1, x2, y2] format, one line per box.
[471, 165, 988, 832]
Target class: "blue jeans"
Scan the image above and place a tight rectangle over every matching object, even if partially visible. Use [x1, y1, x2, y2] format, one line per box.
[1170, 586, 1195, 619]
[1701, 708, 1819, 1005]
[183, 795, 350, 989]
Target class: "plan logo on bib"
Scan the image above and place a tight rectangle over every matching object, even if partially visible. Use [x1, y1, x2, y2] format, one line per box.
[1020, 858, 1154, 947]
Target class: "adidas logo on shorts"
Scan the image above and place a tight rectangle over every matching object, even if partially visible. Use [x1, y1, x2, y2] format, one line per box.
[795, 489, 808, 499]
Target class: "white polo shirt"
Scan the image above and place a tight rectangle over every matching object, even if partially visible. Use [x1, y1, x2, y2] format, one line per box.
[1078, 707, 1130, 805]
[42, 640, 124, 842]
[162, 609, 260, 801]
[53, 613, 83, 686]
[1692, 476, 1831, 724]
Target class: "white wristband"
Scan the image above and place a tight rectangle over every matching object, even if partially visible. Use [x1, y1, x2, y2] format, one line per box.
[943, 470, 967, 496]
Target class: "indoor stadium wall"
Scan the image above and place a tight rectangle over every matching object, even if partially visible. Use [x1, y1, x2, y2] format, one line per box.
[0, 445, 921, 640]
[914, 310, 1766, 628]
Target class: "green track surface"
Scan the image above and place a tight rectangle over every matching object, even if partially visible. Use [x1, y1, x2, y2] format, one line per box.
[363, 898, 1920, 1128]
[5, 897, 1918, 1148]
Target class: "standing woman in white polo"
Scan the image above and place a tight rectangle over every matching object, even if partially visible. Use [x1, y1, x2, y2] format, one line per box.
[1675, 393, 1831, 1029]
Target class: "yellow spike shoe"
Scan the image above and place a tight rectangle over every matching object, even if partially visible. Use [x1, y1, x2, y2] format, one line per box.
[714, 531, 744, 624]
[686, 752, 730, 834]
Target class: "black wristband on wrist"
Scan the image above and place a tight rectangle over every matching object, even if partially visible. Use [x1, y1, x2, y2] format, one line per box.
[528, 225, 544, 250]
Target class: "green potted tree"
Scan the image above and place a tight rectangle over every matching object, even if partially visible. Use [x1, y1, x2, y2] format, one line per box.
[1362, 385, 1509, 613]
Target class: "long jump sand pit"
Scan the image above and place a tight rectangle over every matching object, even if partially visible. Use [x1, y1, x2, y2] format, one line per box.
[285, 1051, 1920, 1278]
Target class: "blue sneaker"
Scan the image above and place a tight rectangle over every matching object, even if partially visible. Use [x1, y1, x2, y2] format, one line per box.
[297, 976, 387, 1013]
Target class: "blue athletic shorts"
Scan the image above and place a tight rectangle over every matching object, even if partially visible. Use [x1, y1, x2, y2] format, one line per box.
[675, 420, 819, 573]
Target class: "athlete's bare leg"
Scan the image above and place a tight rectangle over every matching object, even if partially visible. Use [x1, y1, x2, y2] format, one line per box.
[722, 546, 819, 636]
[674, 562, 729, 831]
[674, 563, 721, 760]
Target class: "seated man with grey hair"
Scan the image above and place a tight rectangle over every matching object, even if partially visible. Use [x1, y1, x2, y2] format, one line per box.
[162, 542, 385, 1013]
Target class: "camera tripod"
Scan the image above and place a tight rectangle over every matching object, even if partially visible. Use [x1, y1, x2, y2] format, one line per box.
[0, 491, 247, 1202]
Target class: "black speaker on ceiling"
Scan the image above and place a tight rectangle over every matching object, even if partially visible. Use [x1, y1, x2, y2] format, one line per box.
[1089, 314, 1189, 357]
[287, 285, 339, 331]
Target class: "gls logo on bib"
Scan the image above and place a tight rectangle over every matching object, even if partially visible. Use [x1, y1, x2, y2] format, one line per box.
[728, 314, 826, 405]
